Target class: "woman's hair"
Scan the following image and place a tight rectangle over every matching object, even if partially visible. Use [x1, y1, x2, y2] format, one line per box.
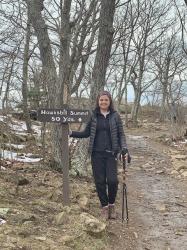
[95, 90, 114, 111]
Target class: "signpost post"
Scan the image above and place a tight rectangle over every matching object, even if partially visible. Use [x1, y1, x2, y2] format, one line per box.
[37, 107, 90, 206]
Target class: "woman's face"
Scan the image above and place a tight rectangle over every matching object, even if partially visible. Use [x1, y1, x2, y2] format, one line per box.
[98, 95, 110, 111]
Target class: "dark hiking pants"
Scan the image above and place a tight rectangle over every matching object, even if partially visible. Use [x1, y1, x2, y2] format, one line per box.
[91, 151, 119, 207]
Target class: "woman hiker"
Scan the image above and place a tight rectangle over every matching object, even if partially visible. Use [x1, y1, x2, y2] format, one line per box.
[69, 91, 130, 220]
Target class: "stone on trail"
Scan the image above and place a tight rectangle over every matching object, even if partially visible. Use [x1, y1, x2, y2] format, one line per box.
[171, 155, 187, 161]
[181, 171, 187, 177]
[80, 212, 106, 236]
[77, 195, 89, 210]
[156, 170, 165, 174]
[133, 232, 138, 238]
[0, 208, 9, 217]
[175, 231, 184, 236]
[34, 236, 47, 241]
[54, 212, 70, 225]
[156, 204, 167, 212]
[170, 170, 178, 175]
[59, 235, 76, 244]
[142, 163, 151, 169]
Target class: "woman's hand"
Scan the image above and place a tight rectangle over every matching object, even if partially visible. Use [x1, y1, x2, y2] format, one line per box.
[121, 148, 131, 163]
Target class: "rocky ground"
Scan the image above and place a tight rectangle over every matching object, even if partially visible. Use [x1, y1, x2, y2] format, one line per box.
[0, 118, 187, 250]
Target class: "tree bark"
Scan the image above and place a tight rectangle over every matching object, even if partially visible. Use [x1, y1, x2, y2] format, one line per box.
[90, 0, 116, 105]
[26, 0, 57, 107]
[22, 14, 32, 133]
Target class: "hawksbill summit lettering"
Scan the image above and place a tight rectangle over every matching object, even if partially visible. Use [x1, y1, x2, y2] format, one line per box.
[69, 110, 89, 116]
[40, 109, 68, 116]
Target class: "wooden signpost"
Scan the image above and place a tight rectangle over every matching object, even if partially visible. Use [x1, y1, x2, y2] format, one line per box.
[37, 106, 90, 205]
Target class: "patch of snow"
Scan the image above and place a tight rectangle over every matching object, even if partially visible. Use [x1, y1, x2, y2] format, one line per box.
[32, 124, 42, 136]
[1, 150, 42, 163]
[180, 140, 187, 144]
[16, 156, 42, 163]
[1, 150, 16, 160]
[15, 132, 28, 136]
[5, 144, 25, 149]
[0, 115, 42, 136]
[0, 218, 6, 225]
[128, 135, 145, 140]
[0, 115, 5, 122]
[10, 121, 27, 132]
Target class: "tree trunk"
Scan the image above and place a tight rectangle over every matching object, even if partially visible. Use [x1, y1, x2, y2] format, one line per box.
[2, 57, 15, 111]
[90, 0, 116, 105]
[131, 87, 141, 126]
[22, 14, 32, 133]
[51, 0, 72, 170]
[26, 0, 57, 107]
[159, 83, 168, 121]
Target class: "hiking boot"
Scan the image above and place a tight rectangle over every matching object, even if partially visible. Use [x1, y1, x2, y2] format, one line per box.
[101, 205, 109, 220]
[108, 204, 116, 219]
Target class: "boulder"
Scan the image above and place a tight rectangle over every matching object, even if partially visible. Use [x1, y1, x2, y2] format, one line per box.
[80, 212, 106, 237]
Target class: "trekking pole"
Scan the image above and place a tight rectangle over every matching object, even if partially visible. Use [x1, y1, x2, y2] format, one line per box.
[121, 149, 129, 223]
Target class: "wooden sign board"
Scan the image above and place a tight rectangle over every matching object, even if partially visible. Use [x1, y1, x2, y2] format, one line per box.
[37, 108, 90, 123]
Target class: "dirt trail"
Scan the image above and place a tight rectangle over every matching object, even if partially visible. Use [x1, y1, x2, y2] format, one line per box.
[117, 133, 187, 250]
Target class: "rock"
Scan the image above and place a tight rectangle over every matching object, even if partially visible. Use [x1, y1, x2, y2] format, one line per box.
[48, 190, 63, 202]
[34, 236, 47, 241]
[175, 231, 184, 236]
[133, 232, 138, 238]
[59, 235, 76, 244]
[0, 208, 9, 217]
[80, 212, 106, 236]
[63, 206, 72, 214]
[181, 171, 187, 177]
[170, 170, 178, 175]
[54, 212, 70, 225]
[172, 155, 187, 161]
[156, 170, 165, 174]
[77, 195, 89, 210]
[70, 204, 81, 215]
[142, 163, 151, 169]
[156, 204, 167, 212]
